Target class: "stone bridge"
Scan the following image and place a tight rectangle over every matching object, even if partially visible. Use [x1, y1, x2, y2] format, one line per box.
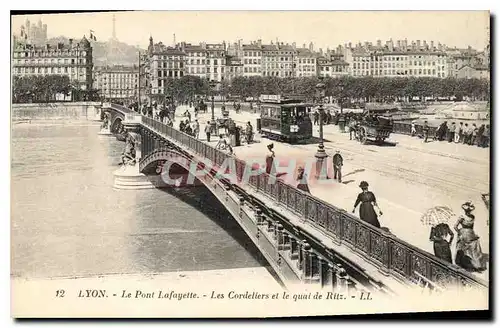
[100, 103, 488, 296]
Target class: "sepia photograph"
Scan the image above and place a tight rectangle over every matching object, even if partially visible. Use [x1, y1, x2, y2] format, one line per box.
[9, 9, 491, 318]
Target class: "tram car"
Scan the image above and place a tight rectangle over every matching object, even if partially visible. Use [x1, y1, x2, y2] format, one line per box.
[258, 95, 313, 144]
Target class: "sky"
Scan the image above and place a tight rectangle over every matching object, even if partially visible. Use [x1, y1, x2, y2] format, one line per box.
[11, 11, 490, 51]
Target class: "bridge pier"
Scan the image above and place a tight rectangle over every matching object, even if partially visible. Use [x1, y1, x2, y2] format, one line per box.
[113, 114, 156, 190]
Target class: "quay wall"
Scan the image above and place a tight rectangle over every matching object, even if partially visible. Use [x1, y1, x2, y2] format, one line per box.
[12, 102, 102, 121]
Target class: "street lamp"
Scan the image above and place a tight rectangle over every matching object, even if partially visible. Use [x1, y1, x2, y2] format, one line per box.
[209, 80, 219, 131]
[338, 79, 346, 133]
[315, 81, 329, 180]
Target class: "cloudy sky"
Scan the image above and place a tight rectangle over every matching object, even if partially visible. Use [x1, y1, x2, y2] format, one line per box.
[11, 11, 490, 51]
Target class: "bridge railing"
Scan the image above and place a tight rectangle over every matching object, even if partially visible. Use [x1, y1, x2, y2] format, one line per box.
[136, 113, 487, 293]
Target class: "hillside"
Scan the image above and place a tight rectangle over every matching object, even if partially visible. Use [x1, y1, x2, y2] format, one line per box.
[48, 36, 144, 67]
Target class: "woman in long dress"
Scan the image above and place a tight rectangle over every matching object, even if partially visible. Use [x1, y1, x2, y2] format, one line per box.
[454, 202, 486, 272]
[429, 223, 454, 263]
[352, 181, 383, 228]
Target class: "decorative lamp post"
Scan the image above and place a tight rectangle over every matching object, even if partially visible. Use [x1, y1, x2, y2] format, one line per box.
[209, 80, 219, 131]
[315, 81, 329, 180]
[338, 79, 346, 133]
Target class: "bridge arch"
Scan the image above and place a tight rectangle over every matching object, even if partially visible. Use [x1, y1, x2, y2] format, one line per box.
[139, 148, 211, 188]
[110, 115, 124, 133]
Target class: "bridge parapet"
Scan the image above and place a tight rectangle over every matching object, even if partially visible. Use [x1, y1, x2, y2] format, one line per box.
[105, 105, 488, 295]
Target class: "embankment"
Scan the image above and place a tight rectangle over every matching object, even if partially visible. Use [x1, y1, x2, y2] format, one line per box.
[12, 102, 102, 121]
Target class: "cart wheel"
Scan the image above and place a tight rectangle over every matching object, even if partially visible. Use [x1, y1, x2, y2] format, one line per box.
[360, 128, 368, 144]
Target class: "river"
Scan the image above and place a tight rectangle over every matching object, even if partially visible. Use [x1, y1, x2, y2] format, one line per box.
[11, 122, 268, 279]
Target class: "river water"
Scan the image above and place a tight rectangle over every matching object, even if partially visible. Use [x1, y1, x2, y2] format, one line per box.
[11, 122, 267, 279]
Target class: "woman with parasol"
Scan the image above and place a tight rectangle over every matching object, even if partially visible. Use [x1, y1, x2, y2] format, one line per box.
[422, 206, 455, 263]
[454, 202, 486, 272]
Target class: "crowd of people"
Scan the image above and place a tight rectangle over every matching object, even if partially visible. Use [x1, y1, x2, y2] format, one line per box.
[411, 120, 490, 147]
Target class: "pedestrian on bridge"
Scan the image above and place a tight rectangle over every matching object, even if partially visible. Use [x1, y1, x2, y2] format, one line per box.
[423, 121, 430, 143]
[205, 121, 212, 142]
[265, 143, 276, 175]
[352, 181, 383, 229]
[193, 120, 200, 139]
[332, 151, 343, 183]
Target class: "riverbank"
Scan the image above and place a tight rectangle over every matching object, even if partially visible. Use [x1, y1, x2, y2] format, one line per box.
[12, 102, 102, 121]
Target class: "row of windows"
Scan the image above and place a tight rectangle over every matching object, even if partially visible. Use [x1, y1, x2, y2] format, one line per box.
[264, 63, 293, 69]
[156, 62, 184, 69]
[244, 51, 262, 57]
[352, 68, 443, 76]
[245, 59, 261, 65]
[154, 55, 184, 60]
[14, 58, 86, 65]
[187, 59, 223, 65]
[262, 71, 294, 77]
[354, 55, 445, 62]
[14, 67, 86, 74]
[298, 58, 315, 64]
[320, 66, 347, 72]
[13, 50, 87, 58]
[353, 61, 447, 69]
[100, 75, 138, 80]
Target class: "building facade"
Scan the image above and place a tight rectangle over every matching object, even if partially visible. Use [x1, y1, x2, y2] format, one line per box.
[295, 47, 317, 77]
[224, 55, 243, 81]
[12, 36, 93, 90]
[147, 36, 186, 96]
[205, 43, 226, 82]
[182, 43, 207, 79]
[242, 42, 262, 76]
[93, 65, 139, 101]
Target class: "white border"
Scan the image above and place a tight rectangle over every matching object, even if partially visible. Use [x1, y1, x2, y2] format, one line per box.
[3, 1, 498, 326]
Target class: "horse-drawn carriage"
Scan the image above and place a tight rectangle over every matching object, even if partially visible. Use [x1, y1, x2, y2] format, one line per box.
[352, 107, 395, 145]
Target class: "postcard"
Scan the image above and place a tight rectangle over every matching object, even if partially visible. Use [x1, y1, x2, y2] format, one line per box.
[11, 10, 490, 318]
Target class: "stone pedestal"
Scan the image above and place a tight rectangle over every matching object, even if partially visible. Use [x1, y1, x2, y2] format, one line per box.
[113, 164, 157, 190]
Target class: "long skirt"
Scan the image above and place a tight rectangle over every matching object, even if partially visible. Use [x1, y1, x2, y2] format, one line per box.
[433, 240, 452, 263]
[455, 237, 486, 272]
[359, 202, 381, 228]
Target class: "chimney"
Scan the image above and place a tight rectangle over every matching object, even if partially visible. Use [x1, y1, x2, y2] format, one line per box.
[257, 39, 262, 47]
[423, 40, 428, 49]
[46, 43, 50, 50]
[430, 41, 435, 49]
[303, 43, 306, 49]
[417, 40, 421, 49]
[364, 41, 369, 48]
[397, 40, 401, 48]
[348, 42, 352, 48]
[292, 42, 296, 50]
[377, 39, 382, 47]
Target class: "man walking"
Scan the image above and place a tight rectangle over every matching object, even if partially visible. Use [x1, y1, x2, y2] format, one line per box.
[448, 122, 456, 143]
[456, 122, 464, 143]
[205, 121, 212, 142]
[332, 150, 343, 183]
[193, 119, 200, 139]
[423, 121, 430, 143]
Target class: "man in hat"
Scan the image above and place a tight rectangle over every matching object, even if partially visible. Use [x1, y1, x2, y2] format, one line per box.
[332, 150, 343, 183]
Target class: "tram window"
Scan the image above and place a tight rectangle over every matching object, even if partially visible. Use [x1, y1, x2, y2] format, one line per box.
[270, 108, 280, 119]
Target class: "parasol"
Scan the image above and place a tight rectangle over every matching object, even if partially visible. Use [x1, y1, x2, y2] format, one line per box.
[420, 206, 456, 227]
